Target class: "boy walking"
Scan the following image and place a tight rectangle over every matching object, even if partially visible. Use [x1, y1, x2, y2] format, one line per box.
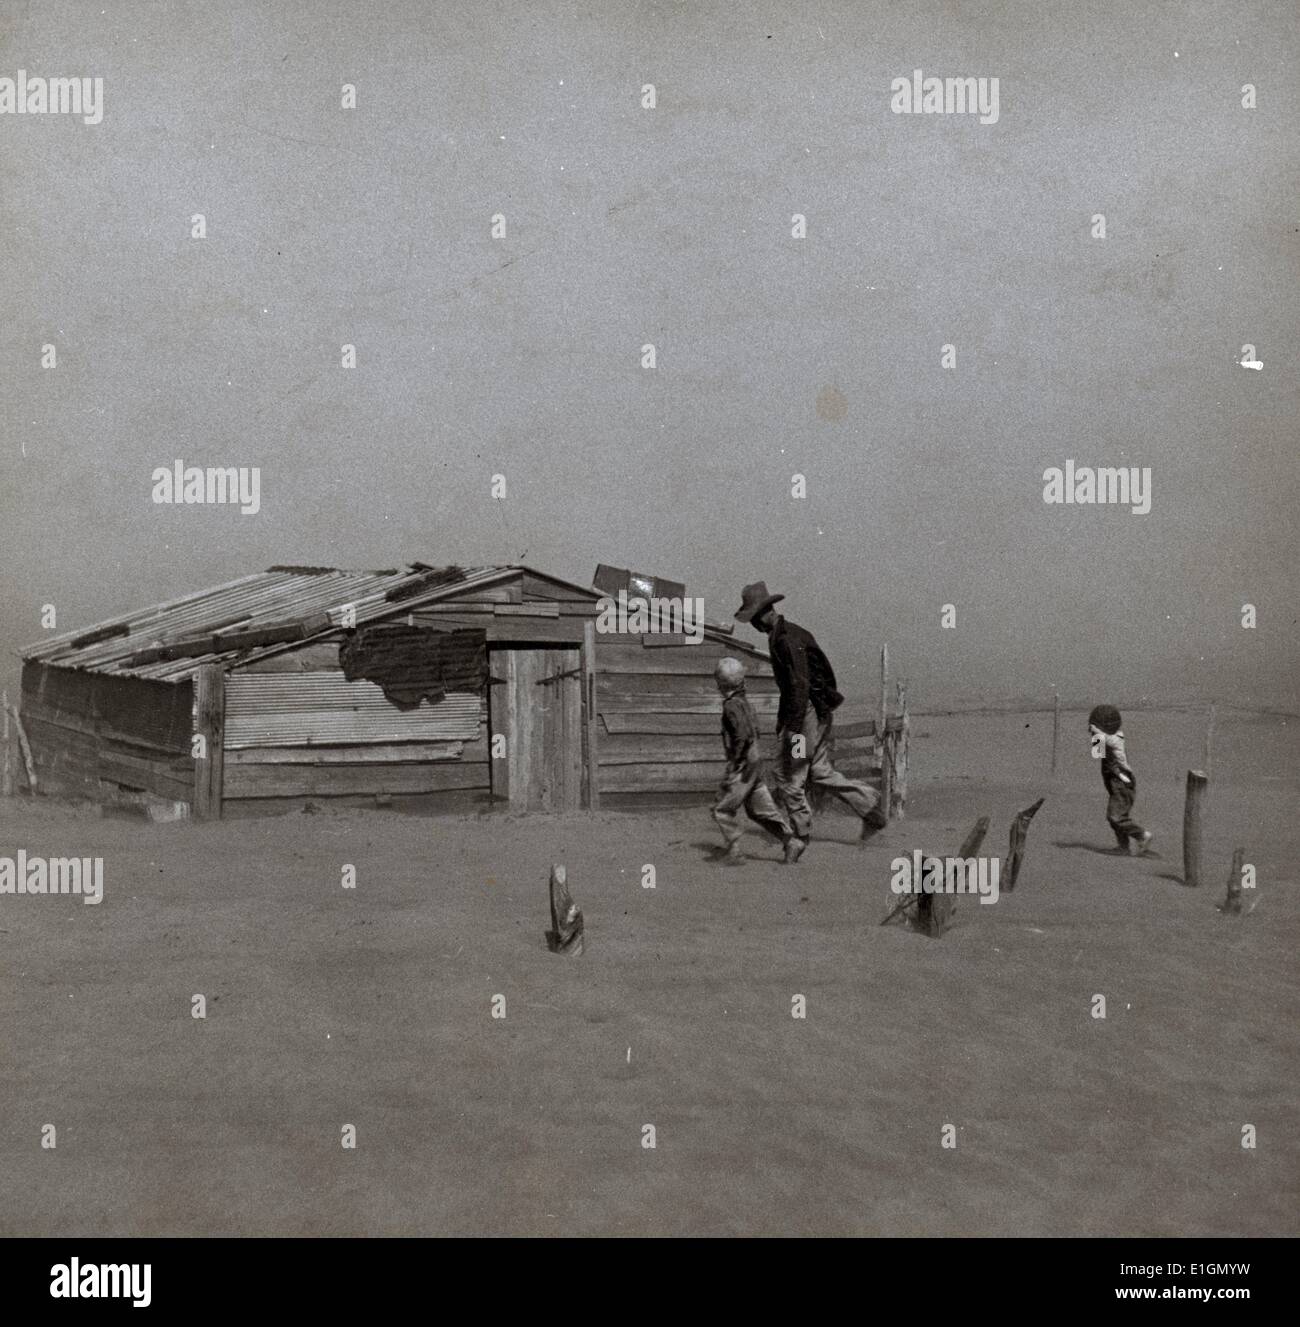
[711, 657, 801, 864]
[1088, 704, 1153, 855]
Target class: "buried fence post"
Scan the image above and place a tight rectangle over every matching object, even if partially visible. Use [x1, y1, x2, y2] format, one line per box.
[918, 815, 990, 937]
[1005, 797, 1046, 892]
[1183, 770, 1207, 887]
[546, 863, 584, 955]
[1220, 846, 1245, 916]
[880, 814, 990, 936]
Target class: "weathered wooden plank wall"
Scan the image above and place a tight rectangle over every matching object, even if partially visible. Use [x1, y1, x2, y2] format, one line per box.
[19, 661, 194, 802]
[591, 633, 894, 804]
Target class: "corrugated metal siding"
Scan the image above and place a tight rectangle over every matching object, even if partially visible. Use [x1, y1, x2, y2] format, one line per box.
[225, 672, 484, 749]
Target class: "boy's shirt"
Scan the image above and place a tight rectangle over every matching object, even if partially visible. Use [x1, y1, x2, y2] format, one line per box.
[1091, 725, 1135, 786]
[720, 685, 762, 776]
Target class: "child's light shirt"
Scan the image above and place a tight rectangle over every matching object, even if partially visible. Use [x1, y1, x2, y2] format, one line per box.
[1090, 725, 1134, 784]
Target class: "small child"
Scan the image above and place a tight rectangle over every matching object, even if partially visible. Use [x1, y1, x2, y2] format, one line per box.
[1088, 704, 1153, 855]
[712, 657, 802, 864]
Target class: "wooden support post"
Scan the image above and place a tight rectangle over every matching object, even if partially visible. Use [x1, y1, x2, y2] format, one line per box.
[1183, 770, 1207, 887]
[1051, 688, 1061, 776]
[1, 690, 11, 798]
[878, 644, 888, 745]
[1203, 704, 1216, 780]
[193, 664, 225, 821]
[8, 702, 37, 794]
[1220, 846, 1244, 916]
[580, 620, 600, 810]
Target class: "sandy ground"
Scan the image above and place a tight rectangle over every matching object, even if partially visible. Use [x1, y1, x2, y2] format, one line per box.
[1, 708, 1296, 1236]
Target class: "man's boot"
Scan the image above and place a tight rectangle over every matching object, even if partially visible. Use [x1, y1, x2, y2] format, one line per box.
[860, 807, 888, 845]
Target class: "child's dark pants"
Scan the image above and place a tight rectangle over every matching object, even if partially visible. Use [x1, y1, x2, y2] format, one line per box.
[1104, 771, 1146, 846]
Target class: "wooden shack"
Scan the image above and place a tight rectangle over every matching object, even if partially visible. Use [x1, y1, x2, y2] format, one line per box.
[16, 563, 907, 819]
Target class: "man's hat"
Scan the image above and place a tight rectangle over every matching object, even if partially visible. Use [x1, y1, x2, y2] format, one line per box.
[734, 581, 785, 623]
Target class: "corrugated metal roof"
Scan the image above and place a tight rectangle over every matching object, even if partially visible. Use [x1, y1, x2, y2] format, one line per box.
[20, 561, 766, 680]
[20, 565, 517, 682]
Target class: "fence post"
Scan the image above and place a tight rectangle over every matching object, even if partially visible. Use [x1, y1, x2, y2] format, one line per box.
[1183, 770, 1207, 887]
[892, 679, 908, 818]
[1051, 688, 1061, 776]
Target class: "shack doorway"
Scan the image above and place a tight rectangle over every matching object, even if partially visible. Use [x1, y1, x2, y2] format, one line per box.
[488, 646, 584, 811]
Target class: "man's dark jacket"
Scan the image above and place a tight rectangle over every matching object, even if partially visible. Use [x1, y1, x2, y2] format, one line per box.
[767, 616, 844, 730]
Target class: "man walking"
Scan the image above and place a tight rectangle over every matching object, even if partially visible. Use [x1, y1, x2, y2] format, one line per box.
[734, 582, 887, 854]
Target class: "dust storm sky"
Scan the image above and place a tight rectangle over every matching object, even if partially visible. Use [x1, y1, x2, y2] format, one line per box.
[2, 1, 1297, 709]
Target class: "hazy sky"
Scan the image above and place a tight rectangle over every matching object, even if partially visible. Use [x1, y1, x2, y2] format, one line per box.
[2, 1, 1297, 710]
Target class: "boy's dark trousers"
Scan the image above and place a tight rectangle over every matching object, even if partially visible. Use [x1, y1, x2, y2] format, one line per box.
[1103, 770, 1145, 846]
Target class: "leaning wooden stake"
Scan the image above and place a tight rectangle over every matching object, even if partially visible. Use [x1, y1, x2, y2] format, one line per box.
[1203, 704, 1216, 780]
[1005, 797, 1046, 891]
[919, 815, 990, 937]
[879, 872, 927, 928]
[880, 815, 990, 936]
[7, 703, 37, 794]
[546, 864, 584, 955]
[1183, 770, 1207, 887]
[1220, 846, 1244, 916]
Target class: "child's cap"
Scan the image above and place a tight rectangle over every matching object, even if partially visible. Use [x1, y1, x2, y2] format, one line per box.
[1088, 704, 1122, 734]
[715, 657, 746, 688]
